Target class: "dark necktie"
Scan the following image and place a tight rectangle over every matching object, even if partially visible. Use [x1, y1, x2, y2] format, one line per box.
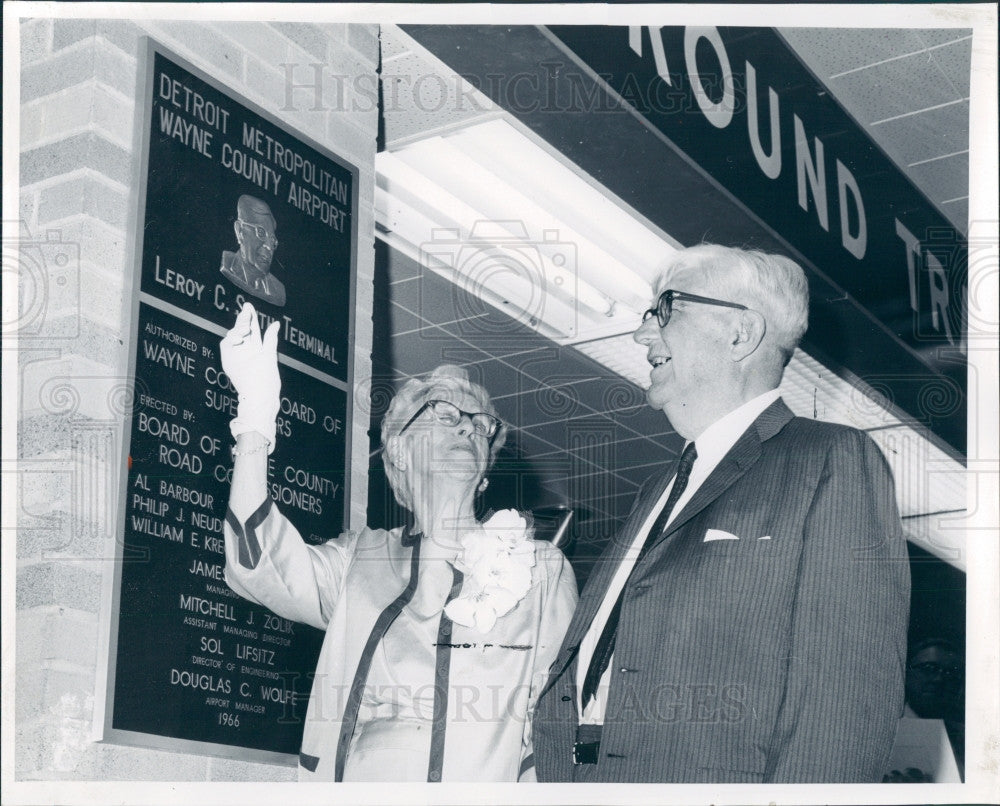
[581, 442, 698, 709]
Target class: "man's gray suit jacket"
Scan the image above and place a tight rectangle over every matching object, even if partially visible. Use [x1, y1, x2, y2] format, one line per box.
[533, 399, 910, 783]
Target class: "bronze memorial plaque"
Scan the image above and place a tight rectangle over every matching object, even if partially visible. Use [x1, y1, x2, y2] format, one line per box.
[104, 42, 359, 762]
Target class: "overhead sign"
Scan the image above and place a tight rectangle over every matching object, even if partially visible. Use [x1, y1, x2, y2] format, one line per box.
[548, 25, 968, 360]
[545, 25, 967, 449]
[101, 41, 359, 763]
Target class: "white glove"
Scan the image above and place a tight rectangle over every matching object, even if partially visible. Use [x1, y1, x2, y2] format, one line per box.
[220, 302, 281, 453]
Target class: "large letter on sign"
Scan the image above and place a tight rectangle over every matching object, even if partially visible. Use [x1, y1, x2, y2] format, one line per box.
[684, 27, 735, 129]
[746, 60, 781, 179]
[836, 160, 867, 259]
[793, 114, 829, 232]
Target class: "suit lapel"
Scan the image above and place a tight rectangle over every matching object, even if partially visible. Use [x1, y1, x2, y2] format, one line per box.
[648, 399, 795, 553]
[545, 469, 674, 684]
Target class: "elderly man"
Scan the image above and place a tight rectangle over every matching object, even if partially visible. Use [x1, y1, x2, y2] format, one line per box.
[533, 244, 909, 783]
[220, 194, 286, 307]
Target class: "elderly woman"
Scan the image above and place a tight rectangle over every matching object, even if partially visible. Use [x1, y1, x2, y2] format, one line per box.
[220, 303, 577, 782]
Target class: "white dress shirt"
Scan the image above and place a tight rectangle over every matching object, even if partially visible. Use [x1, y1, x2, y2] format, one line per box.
[577, 389, 782, 723]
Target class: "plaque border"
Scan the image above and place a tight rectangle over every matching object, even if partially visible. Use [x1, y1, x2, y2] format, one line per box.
[94, 36, 362, 767]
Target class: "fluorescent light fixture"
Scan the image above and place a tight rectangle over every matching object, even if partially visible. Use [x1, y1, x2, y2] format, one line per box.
[375, 118, 679, 344]
[447, 119, 677, 290]
[378, 151, 612, 332]
[393, 129, 660, 311]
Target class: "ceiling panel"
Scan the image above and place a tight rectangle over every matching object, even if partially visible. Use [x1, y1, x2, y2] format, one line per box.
[565, 465, 631, 508]
[532, 470, 617, 515]
[830, 52, 962, 124]
[460, 356, 535, 400]
[381, 45, 498, 145]
[614, 461, 674, 491]
[912, 29, 972, 49]
[547, 377, 642, 418]
[778, 28, 930, 76]
[518, 412, 622, 449]
[606, 407, 681, 448]
[505, 340, 611, 379]
[873, 100, 969, 165]
[511, 427, 571, 460]
[390, 263, 466, 327]
[510, 383, 600, 427]
[928, 37, 973, 95]
[386, 252, 421, 284]
[385, 296, 427, 336]
[387, 248, 560, 356]
[562, 444, 622, 482]
[570, 486, 641, 519]
[388, 320, 478, 376]
[604, 434, 680, 472]
[908, 152, 970, 204]
[939, 198, 968, 230]
[437, 316, 550, 355]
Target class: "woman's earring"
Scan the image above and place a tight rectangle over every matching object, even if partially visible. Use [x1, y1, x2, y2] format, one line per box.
[478, 478, 490, 493]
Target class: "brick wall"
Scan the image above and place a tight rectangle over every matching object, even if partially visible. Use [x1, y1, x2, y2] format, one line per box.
[15, 17, 379, 781]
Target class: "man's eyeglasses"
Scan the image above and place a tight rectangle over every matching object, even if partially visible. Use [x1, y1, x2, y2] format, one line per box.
[237, 219, 278, 247]
[399, 399, 502, 441]
[642, 289, 748, 328]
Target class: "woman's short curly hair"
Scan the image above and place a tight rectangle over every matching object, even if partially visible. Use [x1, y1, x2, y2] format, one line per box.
[379, 365, 507, 510]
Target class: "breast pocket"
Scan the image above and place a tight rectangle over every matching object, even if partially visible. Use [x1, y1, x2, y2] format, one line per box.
[692, 526, 791, 589]
[697, 529, 776, 556]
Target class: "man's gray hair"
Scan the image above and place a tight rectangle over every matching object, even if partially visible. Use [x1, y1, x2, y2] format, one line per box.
[379, 365, 506, 510]
[657, 244, 809, 365]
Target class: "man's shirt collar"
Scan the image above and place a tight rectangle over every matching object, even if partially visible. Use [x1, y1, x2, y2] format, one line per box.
[691, 389, 781, 470]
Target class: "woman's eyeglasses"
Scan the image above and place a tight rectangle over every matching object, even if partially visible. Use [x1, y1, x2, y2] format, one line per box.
[642, 289, 748, 328]
[399, 399, 502, 440]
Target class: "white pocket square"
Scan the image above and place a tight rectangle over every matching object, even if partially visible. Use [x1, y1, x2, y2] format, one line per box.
[703, 529, 740, 542]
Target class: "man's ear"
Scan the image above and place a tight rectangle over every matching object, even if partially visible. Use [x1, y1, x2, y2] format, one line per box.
[385, 434, 407, 472]
[234, 220, 243, 243]
[731, 309, 767, 361]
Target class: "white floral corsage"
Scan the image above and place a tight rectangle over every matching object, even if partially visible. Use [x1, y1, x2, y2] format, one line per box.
[443, 509, 536, 634]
